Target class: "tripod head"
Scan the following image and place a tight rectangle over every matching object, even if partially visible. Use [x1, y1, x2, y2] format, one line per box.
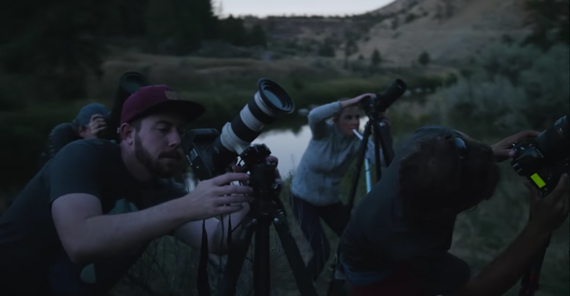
[240, 144, 282, 201]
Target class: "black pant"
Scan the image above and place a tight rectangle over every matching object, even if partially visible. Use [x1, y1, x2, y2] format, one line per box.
[289, 193, 350, 281]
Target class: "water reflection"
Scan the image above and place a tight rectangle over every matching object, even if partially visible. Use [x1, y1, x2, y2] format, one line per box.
[252, 125, 312, 178]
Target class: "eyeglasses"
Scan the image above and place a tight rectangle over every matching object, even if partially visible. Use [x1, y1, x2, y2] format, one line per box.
[453, 132, 468, 160]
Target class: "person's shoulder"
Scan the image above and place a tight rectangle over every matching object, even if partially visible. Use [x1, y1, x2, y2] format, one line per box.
[50, 122, 75, 135]
[57, 138, 119, 157]
[412, 125, 454, 138]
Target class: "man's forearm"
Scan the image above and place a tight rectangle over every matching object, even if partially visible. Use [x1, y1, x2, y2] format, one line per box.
[209, 202, 251, 254]
[73, 198, 188, 265]
[454, 224, 550, 296]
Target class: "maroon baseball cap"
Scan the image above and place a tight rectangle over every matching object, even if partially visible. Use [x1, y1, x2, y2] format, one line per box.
[120, 85, 205, 125]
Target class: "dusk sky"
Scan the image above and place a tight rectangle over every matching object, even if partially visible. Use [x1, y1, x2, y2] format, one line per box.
[215, 0, 396, 17]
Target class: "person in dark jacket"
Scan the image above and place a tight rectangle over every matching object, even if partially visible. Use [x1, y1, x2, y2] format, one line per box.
[38, 103, 110, 169]
[339, 126, 568, 296]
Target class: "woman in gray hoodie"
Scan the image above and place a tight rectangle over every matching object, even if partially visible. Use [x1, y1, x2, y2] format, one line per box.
[290, 93, 390, 282]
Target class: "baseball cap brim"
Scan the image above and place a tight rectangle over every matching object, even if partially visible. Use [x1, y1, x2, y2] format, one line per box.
[131, 100, 205, 124]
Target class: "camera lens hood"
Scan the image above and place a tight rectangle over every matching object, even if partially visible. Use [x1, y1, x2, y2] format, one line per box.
[257, 78, 295, 114]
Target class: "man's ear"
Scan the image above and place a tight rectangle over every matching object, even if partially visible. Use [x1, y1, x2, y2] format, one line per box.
[120, 123, 135, 144]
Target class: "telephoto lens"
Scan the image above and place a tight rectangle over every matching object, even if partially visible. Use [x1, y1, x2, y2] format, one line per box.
[183, 78, 295, 180]
[361, 79, 407, 115]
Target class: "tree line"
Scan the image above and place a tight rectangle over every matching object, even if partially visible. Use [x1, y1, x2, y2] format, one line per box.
[0, 0, 267, 101]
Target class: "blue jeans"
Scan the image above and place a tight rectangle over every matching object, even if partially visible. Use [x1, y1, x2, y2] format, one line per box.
[289, 193, 350, 281]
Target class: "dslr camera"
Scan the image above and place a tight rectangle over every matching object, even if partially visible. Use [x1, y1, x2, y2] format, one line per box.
[360, 79, 407, 115]
[182, 78, 295, 181]
[99, 72, 150, 142]
[511, 114, 570, 195]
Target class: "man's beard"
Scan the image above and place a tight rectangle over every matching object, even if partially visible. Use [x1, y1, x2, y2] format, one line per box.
[134, 134, 188, 179]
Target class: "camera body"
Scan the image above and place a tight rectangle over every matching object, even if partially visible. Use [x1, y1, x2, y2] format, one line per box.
[182, 78, 294, 181]
[511, 114, 570, 195]
[183, 128, 238, 180]
[241, 144, 281, 199]
[360, 79, 407, 115]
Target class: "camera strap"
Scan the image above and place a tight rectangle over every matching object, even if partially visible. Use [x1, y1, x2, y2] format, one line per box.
[197, 219, 211, 296]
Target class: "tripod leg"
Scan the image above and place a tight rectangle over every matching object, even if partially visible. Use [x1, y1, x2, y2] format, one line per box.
[371, 119, 382, 182]
[326, 122, 372, 296]
[374, 120, 395, 167]
[347, 121, 372, 212]
[519, 236, 552, 296]
[254, 217, 271, 296]
[271, 208, 319, 296]
[218, 214, 256, 296]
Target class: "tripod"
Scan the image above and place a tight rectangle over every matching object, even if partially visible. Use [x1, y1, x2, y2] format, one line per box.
[326, 110, 396, 296]
[217, 145, 318, 296]
[346, 113, 395, 211]
[518, 236, 551, 296]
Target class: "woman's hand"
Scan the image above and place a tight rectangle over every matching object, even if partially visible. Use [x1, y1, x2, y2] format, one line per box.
[340, 93, 375, 109]
[378, 112, 391, 127]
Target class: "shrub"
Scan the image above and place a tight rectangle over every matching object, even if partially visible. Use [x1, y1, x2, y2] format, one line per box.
[438, 44, 569, 138]
[418, 51, 431, 66]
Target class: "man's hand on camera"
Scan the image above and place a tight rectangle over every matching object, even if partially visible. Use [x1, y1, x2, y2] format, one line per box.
[89, 114, 107, 138]
[267, 155, 284, 195]
[491, 130, 540, 162]
[527, 174, 569, 235]
[185, 172, 254, 221]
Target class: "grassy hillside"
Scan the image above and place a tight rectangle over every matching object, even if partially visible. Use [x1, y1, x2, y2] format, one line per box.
[243, 0, 531, 67]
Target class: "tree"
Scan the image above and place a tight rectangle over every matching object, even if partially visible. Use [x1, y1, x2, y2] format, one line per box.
[219, 15, 248, 46]
[249, 24, 267, 48]
[1, 0, 107, 100]
[371, 49, 382, 66]
[318, 41, 336, 57]
[418, 51, 431, 66]
[343, 36, 359, 68]
[145, 0, 219, 54]
[523, 0, 569, 49]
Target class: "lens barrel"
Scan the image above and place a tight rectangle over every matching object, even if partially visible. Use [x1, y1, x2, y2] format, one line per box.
[535, 114, 570, 161]
[219, 78, 294, 155]
[375, 79, 407, 111]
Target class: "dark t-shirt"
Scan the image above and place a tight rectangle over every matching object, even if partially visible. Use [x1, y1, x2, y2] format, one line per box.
[0, 139, 187, 296]
[38, 123, 82, 169]
[340, 126, 471, 295]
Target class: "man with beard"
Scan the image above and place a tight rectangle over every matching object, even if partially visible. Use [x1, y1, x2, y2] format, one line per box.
[0, 85, 278, 296]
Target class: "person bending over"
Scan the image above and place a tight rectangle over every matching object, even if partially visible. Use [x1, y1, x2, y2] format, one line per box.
[0, 85, 282, 296]
[38, 103, 110, 169]
[289, 93, 390, 282]
[339, 125, 568, 296]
